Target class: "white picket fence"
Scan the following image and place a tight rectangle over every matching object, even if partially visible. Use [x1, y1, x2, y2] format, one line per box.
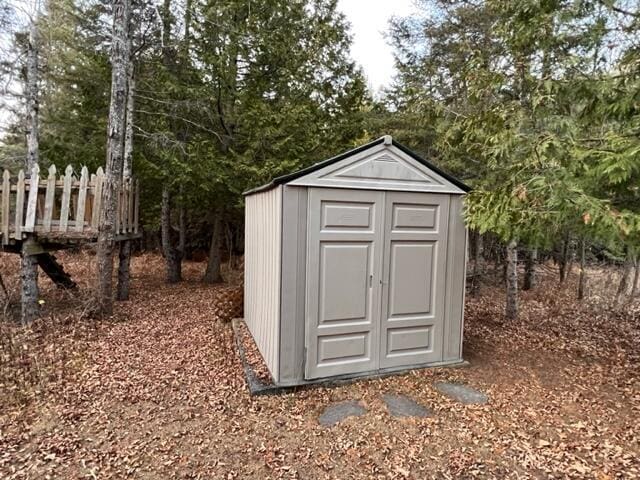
[0, 164, 139, 245]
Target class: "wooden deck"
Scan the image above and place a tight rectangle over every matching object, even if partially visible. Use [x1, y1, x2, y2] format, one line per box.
[1, 164, 139, 247]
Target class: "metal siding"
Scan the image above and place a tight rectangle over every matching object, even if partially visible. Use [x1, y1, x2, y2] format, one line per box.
[244, 186, 282, 380]
[279, 186, 307, 384]
[443, 195, 467, 361]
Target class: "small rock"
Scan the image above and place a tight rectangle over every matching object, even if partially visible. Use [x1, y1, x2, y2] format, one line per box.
[318, 400, 366, 426]
[434, 382, 488, 405]
[383, 394, 431, 418]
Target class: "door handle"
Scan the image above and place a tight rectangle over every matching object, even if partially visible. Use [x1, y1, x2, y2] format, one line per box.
[369, 274, 373, 287]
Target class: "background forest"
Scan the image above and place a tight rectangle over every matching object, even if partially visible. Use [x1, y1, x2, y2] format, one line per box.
[0, 0, 639, 319]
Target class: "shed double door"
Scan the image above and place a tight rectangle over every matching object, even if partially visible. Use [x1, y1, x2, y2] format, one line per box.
[305, 188, 450, 380]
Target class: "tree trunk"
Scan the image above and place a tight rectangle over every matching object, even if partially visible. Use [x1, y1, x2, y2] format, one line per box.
[21, 239, 39, 325]
[122, 73, 135, 178]
[21, 18, 41, 324]
[178, 187, 186, 257]
[470, 230, 482, 296]
[96, 0, 131, 315]
[161, 185, 181, 283]
[523, 248, 537, 291]
[0, 271, 8, 300]
[116, 55, 135, 301]
[116, 240, 131, 300]
[203, 215, 223, 284]
[37, 253, 76, 289]
[559, 234, 571, 283]
[505, 239, 518, 321]
[493, 242, 502, 280]
[630, 257, 639, 301]
[578, 239, 587, 300]
[225, 222, 235, 270]
[615, 250, 632, 306]
[25, 21, 39, 169]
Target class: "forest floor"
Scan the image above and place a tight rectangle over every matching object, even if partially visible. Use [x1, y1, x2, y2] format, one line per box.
[1, 252, 639, 479]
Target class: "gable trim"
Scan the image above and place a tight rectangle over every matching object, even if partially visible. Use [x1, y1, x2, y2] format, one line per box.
[243, 137, 471, 196]
[288, 143, 464, 193]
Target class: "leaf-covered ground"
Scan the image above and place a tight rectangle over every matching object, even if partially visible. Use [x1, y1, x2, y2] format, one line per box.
[1, 252, 638, 479]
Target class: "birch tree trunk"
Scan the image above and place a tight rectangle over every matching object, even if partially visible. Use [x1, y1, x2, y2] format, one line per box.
[122, 74, 134, 179]
[203, 215, 223, 284]
[578, 238, 588, 300]
[523, 248, 537, 291]
[21, 19, 40, 325]
[26, 22, 39, 168]
[96, 0, 131, 314]
[505, 239, 519, 321]
[116, 59, 135, 301]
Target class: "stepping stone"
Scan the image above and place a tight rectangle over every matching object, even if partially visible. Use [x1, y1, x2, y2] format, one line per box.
[383, 394, 431, 418]
[318, 400, 366, 426]
[434, 382, 488, 405]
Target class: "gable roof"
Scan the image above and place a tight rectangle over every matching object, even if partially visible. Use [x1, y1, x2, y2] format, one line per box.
[243, 136, 471, 196]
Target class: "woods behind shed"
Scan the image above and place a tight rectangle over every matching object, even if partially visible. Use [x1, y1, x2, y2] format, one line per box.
[243, 136, 470, 387]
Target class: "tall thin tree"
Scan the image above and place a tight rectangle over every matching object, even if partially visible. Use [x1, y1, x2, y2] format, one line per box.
[116, 31, 136, 301]
[505, 239, 518, 320]
[21, 13, 40, 325]
[96, 0, 131, 314]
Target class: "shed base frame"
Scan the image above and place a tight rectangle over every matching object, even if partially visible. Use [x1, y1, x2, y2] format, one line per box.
[233, 319, 469, 396]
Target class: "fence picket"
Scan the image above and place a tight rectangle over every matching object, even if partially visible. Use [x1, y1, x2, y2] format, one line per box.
[134, 179, 139, 235]
[1, 170, 10, 244]
[0, 163, 138, 241]
[14, 170, 25, 240]
[91, 167, 104, 229]
[43, 165, 56, 231]
[24, 164, 40, 232]
[127, 178, 134, 232]
[74, 166, 89, 232]
[122, 178, 130, 233]
[59, 165, 73, 232]
[115, 181, 121, 235]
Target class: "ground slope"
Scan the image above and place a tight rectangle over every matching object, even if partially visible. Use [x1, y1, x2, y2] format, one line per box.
[0, 253, 638, 479]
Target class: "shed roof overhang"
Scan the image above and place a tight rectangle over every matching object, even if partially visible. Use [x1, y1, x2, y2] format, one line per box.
[243, 135, 472, 196]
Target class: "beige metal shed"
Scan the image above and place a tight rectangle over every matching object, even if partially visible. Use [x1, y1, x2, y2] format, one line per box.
[243, 136, 470, 386]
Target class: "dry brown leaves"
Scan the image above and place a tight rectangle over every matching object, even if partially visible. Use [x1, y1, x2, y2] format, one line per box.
[0, 253, 638, 479]
[236, 320, 273, 385]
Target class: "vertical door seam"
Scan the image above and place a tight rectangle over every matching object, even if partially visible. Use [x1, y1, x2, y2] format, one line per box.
[375, 190, 388, 371]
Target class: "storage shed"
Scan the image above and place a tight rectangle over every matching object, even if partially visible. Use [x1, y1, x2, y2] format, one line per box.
[243, 136, 470, 386]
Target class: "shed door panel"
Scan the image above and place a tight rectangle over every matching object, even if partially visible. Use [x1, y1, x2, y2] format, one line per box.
[380, 193, 450, 368]
[305, 188, 384, 379]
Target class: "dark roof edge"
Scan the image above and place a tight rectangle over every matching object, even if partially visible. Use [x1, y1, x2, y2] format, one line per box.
[243, 136, 471, 196]
[391, 140, 472, 193]
[243, 137, 385, 196]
